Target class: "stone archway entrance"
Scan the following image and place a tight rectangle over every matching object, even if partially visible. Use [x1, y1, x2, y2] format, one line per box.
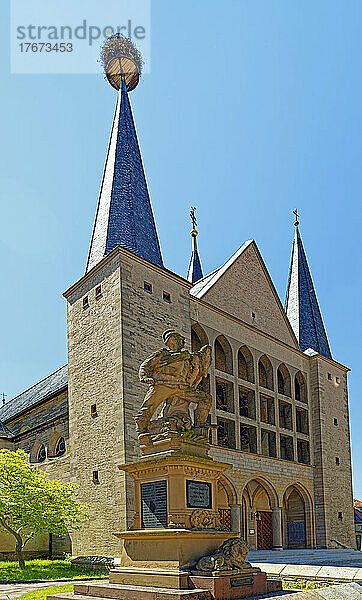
[217, 475, 239, 532]
[283, 484, 314, 549]
[242, 478, 279, 551]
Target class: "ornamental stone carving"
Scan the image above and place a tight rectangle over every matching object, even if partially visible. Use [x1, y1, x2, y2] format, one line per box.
[135, 329, 212, 436]
[194, 538, 250, 573]
[190, 509, 222, 531]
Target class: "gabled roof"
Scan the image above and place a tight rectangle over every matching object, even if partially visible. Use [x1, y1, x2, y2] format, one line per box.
[189, 267, 220, 297]
[0, 364, 68, 423]
[86, 82, 163, 273]
[355, 508, 362, 524]
[0, 421, 14, 439]
[190, 240, 253, 298]
[286, 227, 332, 359]
[191, 240, 298, 347]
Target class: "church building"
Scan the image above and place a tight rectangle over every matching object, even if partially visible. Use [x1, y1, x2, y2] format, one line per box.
[0, 45, 355, 558]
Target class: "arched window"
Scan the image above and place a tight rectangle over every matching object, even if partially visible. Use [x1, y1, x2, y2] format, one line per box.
[295, 372, 307, 403]
[37, 444, 46, 463]
[214, 336, 233, 374]
[277, 364, 291, 397]
[238, 346, 254, 382]
[258, 355, 273, 390]
[55, 437, 66, 457]
[191, 324, 208, 352]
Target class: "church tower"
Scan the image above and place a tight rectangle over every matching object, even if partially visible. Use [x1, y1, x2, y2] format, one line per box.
[285, 213, 354, 548]
[62, 37, 355, 556]
[64, 36, 192, 555]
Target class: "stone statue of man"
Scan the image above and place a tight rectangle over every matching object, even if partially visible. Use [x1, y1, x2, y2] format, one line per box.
[135, 329, 212, 435]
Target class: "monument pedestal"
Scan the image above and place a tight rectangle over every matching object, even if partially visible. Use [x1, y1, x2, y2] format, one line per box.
[189, 570, 268, 600]
[110, 529, 239, 589]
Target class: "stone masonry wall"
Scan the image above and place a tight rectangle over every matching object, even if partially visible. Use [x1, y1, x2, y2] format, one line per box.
[310, 356, 355, 548]
[66, 254, 126, 556]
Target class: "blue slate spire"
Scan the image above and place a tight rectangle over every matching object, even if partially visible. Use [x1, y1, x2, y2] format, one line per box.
[188, 239, 203, 284]
[86, 82, 163, 273]
[286, 220, 332, 358]
[187, 208, 203, 284]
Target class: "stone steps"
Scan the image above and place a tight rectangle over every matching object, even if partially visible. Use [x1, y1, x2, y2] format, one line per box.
[264, 582, 362, 599]
[248, 549, 362, 566]
[47, 588, 212, 600]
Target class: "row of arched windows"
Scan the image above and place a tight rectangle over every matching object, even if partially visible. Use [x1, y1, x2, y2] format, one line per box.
[30, 435, 66, 463]
[192, 325, 307, 403]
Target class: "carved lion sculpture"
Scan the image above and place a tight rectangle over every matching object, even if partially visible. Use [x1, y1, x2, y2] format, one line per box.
[195, 537, 250, 572]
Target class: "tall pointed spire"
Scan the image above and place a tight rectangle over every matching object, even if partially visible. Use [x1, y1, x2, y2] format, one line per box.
[86, 36, 163, 273]
[187, 207, 203, 284]
[285, 210, 332, 358]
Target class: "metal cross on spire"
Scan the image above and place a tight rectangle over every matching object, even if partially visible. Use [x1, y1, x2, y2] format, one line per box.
[293, 208, 300, 227]
[190, 206, 198, 230]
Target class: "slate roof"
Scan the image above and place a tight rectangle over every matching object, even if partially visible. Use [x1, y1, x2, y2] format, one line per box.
[285, 227, 332, 359]
[0, 364, 68, 423]
[355, 508, 362, 524]
[190, 240, 253, 298]
[187, 236, 203, 284]
[0, 421, 14, 439]
[86, 81, 163, 273]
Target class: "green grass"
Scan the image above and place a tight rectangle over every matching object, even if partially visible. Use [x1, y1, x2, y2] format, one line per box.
[13, 584, 74, 600]
[0, 559, 107, 581]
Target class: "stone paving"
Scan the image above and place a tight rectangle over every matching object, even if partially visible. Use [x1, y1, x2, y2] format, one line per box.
[248, 549, 362, 567]
[259, 581, 362, 599]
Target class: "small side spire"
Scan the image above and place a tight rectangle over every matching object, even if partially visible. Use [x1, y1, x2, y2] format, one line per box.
[286, 210, 332, 358]
[187, 207, 203, 284]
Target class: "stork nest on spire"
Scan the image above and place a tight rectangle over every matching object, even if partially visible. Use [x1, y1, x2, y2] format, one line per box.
[100, 34, 143, 75]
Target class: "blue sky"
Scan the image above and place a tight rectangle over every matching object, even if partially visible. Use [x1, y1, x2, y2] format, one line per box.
[1, 1, 361, 492]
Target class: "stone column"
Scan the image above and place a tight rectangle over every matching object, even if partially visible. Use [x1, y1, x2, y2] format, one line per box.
[231, 505, 241, 534]
[272, 507, 283, 550]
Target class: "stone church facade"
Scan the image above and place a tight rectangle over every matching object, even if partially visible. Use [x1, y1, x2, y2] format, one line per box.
[0, 72, 355, 558]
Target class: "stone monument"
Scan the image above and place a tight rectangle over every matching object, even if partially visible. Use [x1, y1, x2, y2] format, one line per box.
[50, 327, 281, 600]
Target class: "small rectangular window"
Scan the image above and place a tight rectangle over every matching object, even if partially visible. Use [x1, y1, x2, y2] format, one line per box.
[92, 470, 99, 484]
[144, 282, 152, 293]
[83, 296, 89, 309]
[335, 457, 340, 465]
[336, 376, 340, 385]
[91, 404, 98, 418]
[328, 373, 332, 381]
[95, 285, 102, 298]
[334, 418, 338, 426]
[338, 511, 343, 520]
[251, 312, 256, 319]
[163, 291, 171, 303]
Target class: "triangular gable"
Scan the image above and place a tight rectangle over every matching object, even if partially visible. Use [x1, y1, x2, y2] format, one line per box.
[191, 240, 298, 347]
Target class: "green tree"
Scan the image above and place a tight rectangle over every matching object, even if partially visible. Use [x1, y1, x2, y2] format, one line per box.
[0, 449, 90, 569]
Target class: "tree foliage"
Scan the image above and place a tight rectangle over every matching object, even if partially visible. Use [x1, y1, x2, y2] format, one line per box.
[0, 449, 90, 568]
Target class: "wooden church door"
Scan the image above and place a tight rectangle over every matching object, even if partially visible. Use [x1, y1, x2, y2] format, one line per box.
[257, 511, 273, 550]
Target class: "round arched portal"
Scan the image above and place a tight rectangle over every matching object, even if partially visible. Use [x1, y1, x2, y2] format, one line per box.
[242, 478, 278, 550]
[283, 483, 314, 549]
[217, 475, 238, 531]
